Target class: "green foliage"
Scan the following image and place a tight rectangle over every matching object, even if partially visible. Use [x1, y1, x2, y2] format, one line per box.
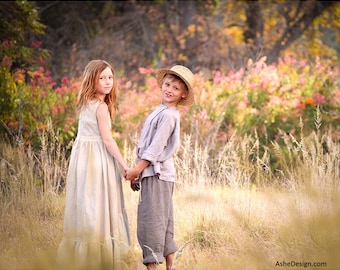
[0, 0, 55, 146]
[0, 60, 79, 147]
[0, 3, 77, 147]
[0, 1, 45, 41]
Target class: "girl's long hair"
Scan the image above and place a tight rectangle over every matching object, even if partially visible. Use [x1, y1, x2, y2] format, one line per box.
[76, 60, 117, 119]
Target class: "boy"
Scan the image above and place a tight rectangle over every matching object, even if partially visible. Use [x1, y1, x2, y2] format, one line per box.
[125, 65, 194, 270]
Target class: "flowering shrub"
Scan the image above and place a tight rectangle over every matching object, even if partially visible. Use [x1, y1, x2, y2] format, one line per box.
[117, 67, 160, 132]
[1, 45, 339, 152]
[0, 40, 79, 147]
[117, 56, 340, 151]
[203, 55, 339, 147]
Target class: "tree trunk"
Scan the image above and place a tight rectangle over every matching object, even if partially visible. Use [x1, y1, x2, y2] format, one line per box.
[244, 0, 264, 61]
[265, 1, 336, 64]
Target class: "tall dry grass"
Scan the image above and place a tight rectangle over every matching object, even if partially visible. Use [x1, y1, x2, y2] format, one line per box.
[1, 118, 339, 269]
[0, 122, 70, 270]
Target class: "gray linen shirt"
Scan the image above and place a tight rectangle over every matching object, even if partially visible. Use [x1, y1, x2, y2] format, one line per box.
[137, 104, 180, 182]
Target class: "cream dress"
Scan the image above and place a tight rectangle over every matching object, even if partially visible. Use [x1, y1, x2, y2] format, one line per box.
[57, 101, 130, 270]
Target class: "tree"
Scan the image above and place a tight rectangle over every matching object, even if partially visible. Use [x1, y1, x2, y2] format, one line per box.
[244, 1, 339, 63]
[0, 0, 48, 145]
[31, 1, 340, 82]
[36, 1, 107, 76]
[0, 1, 45, 42]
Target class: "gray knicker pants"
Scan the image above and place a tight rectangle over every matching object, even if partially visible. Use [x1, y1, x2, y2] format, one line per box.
[137, 175, 178, 265]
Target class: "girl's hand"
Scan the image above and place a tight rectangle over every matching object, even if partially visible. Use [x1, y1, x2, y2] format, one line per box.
[123, 168, 130, 181]
[125, 168, 139, 181]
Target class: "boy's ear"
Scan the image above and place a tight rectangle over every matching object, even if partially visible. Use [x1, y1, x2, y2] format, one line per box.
[181, 90, 188, 99]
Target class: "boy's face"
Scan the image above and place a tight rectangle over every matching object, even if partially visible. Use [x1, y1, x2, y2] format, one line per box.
[160, 74, 188, 107]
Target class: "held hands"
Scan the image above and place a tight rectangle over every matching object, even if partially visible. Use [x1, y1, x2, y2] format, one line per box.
[125, 167, 139, 181]
[124, 160, 149, 192]
[124, 168, 140, 192]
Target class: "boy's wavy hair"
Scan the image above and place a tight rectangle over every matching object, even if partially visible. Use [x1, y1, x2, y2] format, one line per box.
[77, 60, 117, 118]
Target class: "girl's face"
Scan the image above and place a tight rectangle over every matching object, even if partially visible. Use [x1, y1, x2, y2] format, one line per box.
[96, 67, 114, 100]
[161, 75, 188, 107]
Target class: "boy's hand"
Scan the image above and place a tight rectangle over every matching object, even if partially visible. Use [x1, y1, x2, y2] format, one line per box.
[130, 180, 140, 192]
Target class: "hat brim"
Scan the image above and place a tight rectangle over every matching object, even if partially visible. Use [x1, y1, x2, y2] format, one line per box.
[156, 69, 194, 106]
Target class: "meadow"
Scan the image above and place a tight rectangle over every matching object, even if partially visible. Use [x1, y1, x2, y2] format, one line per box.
[1, 120, 339, 270]
[1, 55, 340, 270]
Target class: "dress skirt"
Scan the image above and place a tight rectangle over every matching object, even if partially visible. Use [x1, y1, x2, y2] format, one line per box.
[57, 135, 130, 270]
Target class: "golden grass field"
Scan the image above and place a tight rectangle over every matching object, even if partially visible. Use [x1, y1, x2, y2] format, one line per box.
[1, 127, 339, 270]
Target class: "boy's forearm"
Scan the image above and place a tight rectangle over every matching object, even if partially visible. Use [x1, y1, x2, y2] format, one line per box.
[135, 159, 150, 174]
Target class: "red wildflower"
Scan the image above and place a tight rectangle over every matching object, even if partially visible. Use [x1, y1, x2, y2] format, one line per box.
[305, 98, 314, 105]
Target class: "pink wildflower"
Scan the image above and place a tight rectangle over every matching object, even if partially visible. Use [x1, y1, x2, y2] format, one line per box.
[284, 54, 291, 65]
[123, 80, 132, 89]
[214, 70, 222, 84]
[138, 67, 154, 74]
[312, 93, 325, 105]
[2, 55, 12, 68]
[2, 40, 14, 48]
[333, 88, 340, 104]
[8, 121, 18, 127]
[298, 59, 308, 68]
[146, 77, 158, 91]
[31, 41, 42, 48]
[34, 57, 45, 66]
[243, 94, 250, 106]
[294, 98, 305, 111]
[269, 95, 281, 106]
[249, 82, 257, 90]
[56, 86, 66, 94]
[259, 80, 266, 88]
[61, 77, 69, 85]
[298, 75, 306, 86]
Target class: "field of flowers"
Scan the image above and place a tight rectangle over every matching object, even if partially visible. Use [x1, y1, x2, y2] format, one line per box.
[0, 55, 340, 269]
[2, 54, 340, 152]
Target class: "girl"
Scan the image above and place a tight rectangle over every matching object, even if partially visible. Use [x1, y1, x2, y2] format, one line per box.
[57, 60, 130, 270]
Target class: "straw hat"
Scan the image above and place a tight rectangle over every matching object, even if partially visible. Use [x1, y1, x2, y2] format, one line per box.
[156, 65, 195, 106]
